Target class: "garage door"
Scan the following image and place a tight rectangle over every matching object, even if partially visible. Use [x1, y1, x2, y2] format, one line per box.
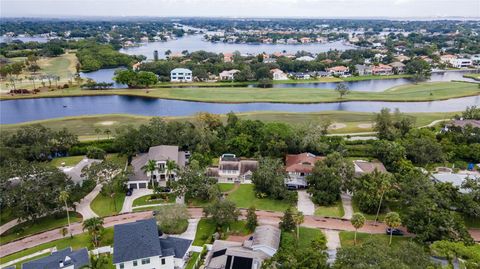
[139, 183, 147, 189]
[129, 184, 137, 189]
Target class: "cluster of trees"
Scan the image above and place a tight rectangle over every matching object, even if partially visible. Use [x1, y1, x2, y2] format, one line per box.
[252, 158, 296, 203]
[113, 69, 158, 88]
[76, 42, 143, 72]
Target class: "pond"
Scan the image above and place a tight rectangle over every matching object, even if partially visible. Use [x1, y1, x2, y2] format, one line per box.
[80, 68, 126, 88]
[0, 36, 49, 43]
[120, 34, 356, 60]
[1, 95, 479, 124]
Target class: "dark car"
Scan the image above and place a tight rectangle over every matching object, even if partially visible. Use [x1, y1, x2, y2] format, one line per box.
[386, 228, 404, 236]
[126, 188, 133, 196]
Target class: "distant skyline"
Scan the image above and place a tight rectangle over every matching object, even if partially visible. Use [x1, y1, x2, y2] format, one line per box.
[1, 0, 479, 19]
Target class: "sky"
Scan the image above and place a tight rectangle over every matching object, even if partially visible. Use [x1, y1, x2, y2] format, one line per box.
[1, 0, 479, 19]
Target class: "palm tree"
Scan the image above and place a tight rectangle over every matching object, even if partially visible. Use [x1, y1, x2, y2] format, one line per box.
[94, 128, 101, 141]
[103, 129, 111, 140]
[384, 212, 401, 246]
[142, 160, 157, 187]
[81, 255, 111, 269]
[29, 76, 37, 90]
[351, 212, 366, 245]
[59, 190, 72, 238]
[165, 159, 177, 181]
[293, 210, 304, 239]
[82, 217, 104, 247]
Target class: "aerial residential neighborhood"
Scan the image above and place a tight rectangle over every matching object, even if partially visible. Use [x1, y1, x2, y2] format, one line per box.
[1, 0, 480, 269]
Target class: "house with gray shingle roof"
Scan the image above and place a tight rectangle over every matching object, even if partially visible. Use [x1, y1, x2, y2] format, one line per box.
[113, 218, 192, 269]
[21, 247, 89, 269]
[127, 145, 187, 189]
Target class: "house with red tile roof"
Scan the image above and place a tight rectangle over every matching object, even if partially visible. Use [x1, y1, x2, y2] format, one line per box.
[284, 153, 325, 189]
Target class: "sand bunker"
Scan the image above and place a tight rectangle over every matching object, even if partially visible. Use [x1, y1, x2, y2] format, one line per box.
[358, 123, 373, 129]
[328, 123, 347, 130]
[98, 121, 117, 126]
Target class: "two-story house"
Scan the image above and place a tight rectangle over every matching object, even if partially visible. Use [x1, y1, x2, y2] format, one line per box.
[113, 219, 192, 269]
[170, 68, 192, 82]
[207, 154, 258, 183]
[21, 247, 89, 269]
[128, 145, 188, 189]
[284, 152, 324, 189]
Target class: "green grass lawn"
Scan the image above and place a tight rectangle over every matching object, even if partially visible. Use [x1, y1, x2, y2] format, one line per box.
[132, 193, 176, 207]
[2, 81, 478, 104]
[464, 73, 480, 81]
[225, 184, 293, 211]
[280, 227, 325, 250]
[192, 219, 217, 246]
[90, 192, 125, 217]
[218, 183, 236, 193]
[0, 111, 456, 139]
[185, 251, 201, 269]
[339, 231, 410, 248]
[105, 154, 128, 168]
[226, 220, 250, 237]
[463, 215, 480, 229]
[0, 208, 16, 226]
[314, 200, 345, 218]
[351, 199, 387, 221]
[50, 156, 85, 167]
[0, 228, 114, 268]
[1, 212, 82, 245]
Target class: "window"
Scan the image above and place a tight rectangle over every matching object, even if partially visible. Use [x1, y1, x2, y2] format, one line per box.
[141, 258, 150, 265]
[161, 258, 166, 265]
[133, 260, 138, 266]
[119, 263, 124, 269]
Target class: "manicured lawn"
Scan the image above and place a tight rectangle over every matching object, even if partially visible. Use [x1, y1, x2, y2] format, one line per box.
[339, 231, 410, 248]
[90, 192, 125, 217]
[464, 73, 480, 81]
[2, 81, 478, 104]
[0, 228, 113, 266]
[132, 193, 176, 207]
[192, 219, 217, 246]
[226, 220, 250, 236]
[218, 183, 236, 193]
[185, 251, 200, 269]
[1, 212, 82, 245]
[0, 111, 457, 139]
[225, 184, 293, 212]
[314, 200, 345, 218]
[50, 156, 85, 167]
[280, 227, 325, 250]
[0, 208, 16, 226]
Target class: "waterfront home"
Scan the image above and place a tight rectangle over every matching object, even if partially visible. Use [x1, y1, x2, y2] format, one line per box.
[296, 55, 315, 62]
[284, 152, 324, 189]
[207, 153, 258, 183]
[326, 66, 350, 76]
[132, 62, 142, 71]
[286, 38, 299, 44]
[223, 52, 233, 63]
[371, 64, 393, 75]
[128, 145, 187, 189]
[205, 225, 280, 269]
[113, 219, 192, 269]
[270, 68, 288, 80]
[444, 119, 480, 131]
[219, 69, 240, 81]
[440, 54, 457, 64]
[451, 58, 473, 68]
[388, 62, 406, 74]
[354, 64, 373, 76]
[290, 72, 311, 79]
[353, 160, 387, 177]
[170, 68, 193, 82]
[22, 247, 89, 269]
[299, 37, 311, 43]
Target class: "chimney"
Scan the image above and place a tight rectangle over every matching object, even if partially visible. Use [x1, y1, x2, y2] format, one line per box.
[59, 260, 64, 268]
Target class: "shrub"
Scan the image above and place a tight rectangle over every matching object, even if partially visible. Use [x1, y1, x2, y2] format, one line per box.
[86, 146, 106, 159]
[155, 204, 190, 234]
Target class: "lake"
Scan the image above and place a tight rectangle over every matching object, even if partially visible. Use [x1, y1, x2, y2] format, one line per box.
[1, 95, 479, 124]
[120, 34, 356, 60]
[0, 36, 49, 43]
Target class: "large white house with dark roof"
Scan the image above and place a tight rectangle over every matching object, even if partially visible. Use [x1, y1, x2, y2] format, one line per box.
[170, 68, 193, 82]
[113, 219, 192, 269]
[127, 145, 188, 189]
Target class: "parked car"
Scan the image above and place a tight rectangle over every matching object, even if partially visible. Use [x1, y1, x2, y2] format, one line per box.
[126, 188, 133, 196]
[386, 228, 404, 236]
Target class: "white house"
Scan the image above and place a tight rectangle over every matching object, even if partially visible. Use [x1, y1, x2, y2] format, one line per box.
[170, 68, 192, 82]
[451, 58, 473, 68]
[113, 219, 192, 269]
[219, 69, 240, 80]
[127, 145, 188, 189]
[207, 153, 258, 183]
[270, 68, 288, 80]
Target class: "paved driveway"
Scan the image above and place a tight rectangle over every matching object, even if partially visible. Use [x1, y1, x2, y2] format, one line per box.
[297, 190, 315, 216]
[75, 184, 101, 219]
[120, 188, 153, 213]
[341, 193, 353, 220]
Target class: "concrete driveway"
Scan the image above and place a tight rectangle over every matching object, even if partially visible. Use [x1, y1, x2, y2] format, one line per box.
[341, 193, 353, 220]
[120, 188, 153, 213]
[297, 190, 315, 216]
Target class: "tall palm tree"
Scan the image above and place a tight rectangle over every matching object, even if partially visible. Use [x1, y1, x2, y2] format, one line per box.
[165, 159, 177, 181]
[293, 210, 304, 239]
[59, 190, 72, 238]
[351, 212, 366, 245]
[142, 160, 157, 186]
[384, 212, 401, 246]
[29, 76, 36, 89]
[82, 217, 104, 247]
